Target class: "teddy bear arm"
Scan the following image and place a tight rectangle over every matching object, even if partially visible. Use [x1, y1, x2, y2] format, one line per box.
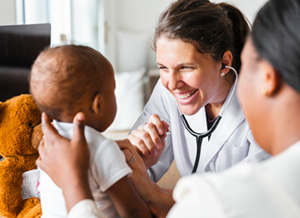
[16, 197, 42, 218]
[0, 159, 25, 218]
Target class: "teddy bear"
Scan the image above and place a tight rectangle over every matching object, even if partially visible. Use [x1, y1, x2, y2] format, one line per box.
[0, 94, 43, 218]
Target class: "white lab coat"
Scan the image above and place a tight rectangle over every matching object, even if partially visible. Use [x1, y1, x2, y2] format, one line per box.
[168, 141, 300, 218]
[131, 80, 270, 181]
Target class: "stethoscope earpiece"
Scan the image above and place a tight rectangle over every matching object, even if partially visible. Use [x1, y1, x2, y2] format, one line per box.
[221, 63, 226, 69]
[221, 63, 226, 76]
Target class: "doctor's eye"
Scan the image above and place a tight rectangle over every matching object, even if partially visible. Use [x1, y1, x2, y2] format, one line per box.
[159, 66, 167, 70]
[181, 66, 193, 70]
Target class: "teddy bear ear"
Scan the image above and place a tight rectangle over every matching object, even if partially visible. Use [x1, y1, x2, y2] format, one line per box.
[0, 102, 4, 123]
[0, 102, 4, 113]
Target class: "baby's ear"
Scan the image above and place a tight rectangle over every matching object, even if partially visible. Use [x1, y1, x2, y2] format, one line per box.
[92, 93, 103, 115]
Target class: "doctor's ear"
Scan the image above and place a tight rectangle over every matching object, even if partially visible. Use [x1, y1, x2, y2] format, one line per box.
[220, 51, 233, 76]
[220, 64, 226, 76]
[221, 63, 226, 70]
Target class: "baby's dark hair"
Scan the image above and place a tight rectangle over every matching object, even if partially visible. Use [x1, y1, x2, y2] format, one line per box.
[153, 0, 250, 72]
[30, 44, 112, 120]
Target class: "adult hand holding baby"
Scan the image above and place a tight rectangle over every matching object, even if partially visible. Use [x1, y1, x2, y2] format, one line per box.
[37, 112, 93, 212]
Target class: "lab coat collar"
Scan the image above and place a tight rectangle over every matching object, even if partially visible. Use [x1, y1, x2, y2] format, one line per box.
[201, 85, 245, 170]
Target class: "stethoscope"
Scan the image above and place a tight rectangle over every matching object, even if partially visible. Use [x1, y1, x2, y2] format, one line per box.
[175, 64, 239, 174]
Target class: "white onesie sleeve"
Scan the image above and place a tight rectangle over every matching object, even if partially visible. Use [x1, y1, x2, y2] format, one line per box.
[68, 200, 107, 218]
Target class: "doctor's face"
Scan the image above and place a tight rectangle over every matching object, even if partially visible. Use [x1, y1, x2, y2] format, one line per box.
[156, 36, 224, 115]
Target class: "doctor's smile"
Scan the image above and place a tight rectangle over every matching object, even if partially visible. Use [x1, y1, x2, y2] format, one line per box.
[173, 89, 198, 101]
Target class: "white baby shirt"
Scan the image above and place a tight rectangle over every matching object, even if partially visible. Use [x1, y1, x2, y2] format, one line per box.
[39, 121, 132, 218]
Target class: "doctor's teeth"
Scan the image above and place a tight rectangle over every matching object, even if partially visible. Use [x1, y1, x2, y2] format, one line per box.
[178, 90, 197, 99]
[179, 93, 191, 99]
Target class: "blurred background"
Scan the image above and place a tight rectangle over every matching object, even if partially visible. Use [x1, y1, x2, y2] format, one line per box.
[0, 0, 268, 187]
[0, 0, 268, 132]
[0, 0, 266, 131]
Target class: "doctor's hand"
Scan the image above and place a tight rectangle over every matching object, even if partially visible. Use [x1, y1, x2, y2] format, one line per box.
[128, 114, 169, 169]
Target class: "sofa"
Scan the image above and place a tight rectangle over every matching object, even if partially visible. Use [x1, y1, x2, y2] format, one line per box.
[0, 23, 51, 102]
[0, 66, 30, 102]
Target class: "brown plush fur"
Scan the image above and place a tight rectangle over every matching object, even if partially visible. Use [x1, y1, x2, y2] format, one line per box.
[0, 94, 42, 218]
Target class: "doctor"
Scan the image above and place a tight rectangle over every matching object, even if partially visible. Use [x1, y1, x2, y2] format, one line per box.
[128, 0, 270, 184]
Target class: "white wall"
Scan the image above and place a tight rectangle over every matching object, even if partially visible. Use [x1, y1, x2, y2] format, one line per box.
[117, 0, 268, 31]
[113, 0, 177, 70]
[0, 0, 269, 69]
[118, 0, 175, 32]
[0, 0, 16, 25]
[115, 0, 268, 69]
[211, 0, 268, 24]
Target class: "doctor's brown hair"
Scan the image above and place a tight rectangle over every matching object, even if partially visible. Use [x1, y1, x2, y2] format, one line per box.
[153, 0, 249, 73]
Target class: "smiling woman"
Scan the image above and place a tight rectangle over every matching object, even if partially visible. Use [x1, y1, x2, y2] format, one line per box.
[129, 0, 270, 181]
[125, 0, 271, 214]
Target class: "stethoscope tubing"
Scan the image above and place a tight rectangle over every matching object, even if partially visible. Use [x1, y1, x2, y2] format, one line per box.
[181, 115, 222, 173]
[176, 66, 239, 174]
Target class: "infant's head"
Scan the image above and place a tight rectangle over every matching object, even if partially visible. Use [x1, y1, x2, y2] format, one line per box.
[30, 44, 117, 132]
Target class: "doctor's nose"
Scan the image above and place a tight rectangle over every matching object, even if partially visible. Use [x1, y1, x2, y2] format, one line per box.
[168, 72, 183, 91]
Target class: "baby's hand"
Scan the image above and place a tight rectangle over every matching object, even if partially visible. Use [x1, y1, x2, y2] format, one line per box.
[128, 114, 169, 168]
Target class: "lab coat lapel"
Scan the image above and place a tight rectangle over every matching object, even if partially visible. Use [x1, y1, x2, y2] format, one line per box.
[201, 87, 245, 171]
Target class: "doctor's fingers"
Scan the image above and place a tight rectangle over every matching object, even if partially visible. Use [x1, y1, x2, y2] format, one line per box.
[128, 130, 157, 158]
[148, 114, 167, 136]
[139, 122, 164, 150]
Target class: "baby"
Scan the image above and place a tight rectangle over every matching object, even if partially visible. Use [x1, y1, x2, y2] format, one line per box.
[30, 45, 151, 218]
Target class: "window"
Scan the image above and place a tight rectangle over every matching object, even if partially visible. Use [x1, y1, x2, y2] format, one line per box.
[16, 0, 104, 51]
